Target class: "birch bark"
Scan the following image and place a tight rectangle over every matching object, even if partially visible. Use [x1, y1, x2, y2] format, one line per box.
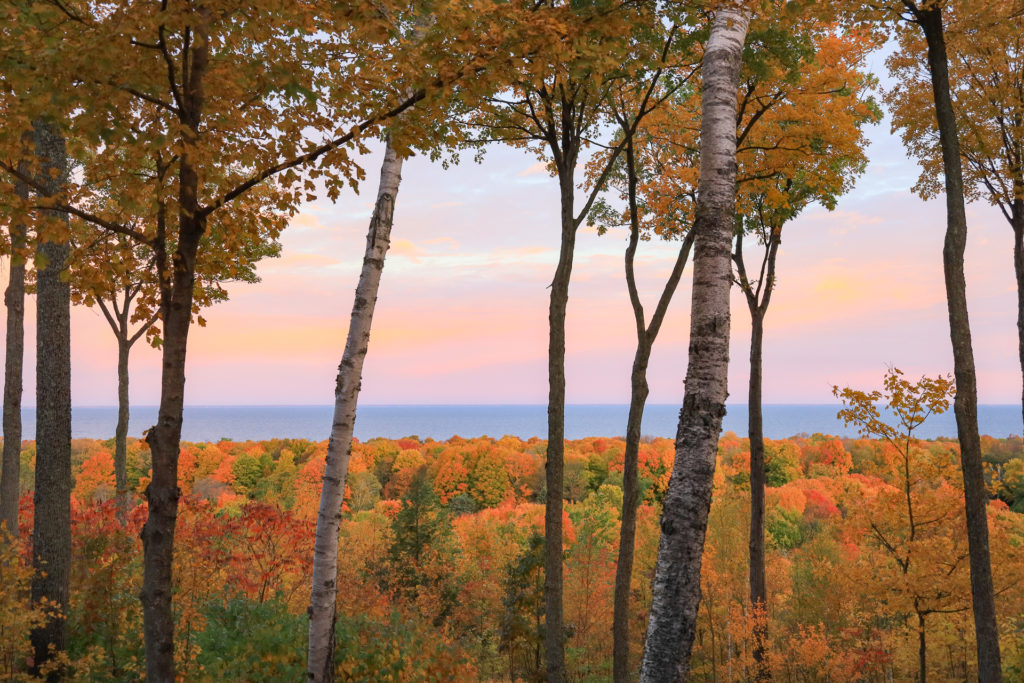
[638, 7, 750, 681]
[307, 140, 403, 683]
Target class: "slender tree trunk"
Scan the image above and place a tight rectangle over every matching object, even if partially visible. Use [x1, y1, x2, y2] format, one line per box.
[307, 141, 404, 683]
[30, 118, 72, 680]
[917, 609, 927, 683]
[613, 348, 650, 683]
[918, 8, 1002, 681]
[115, 337, 130, 523]
[747, 310, 769, 680]
[140, 23, 209, 680]
[639, 8, 750, 682]
[545, 170, 576, 683]
[1, 178, 27, 537]
[1012, 200, 1024, 429]
[612, 135, 695, 683]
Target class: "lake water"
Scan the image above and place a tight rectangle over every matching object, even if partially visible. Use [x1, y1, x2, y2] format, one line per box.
[12, 404, 1024, 442]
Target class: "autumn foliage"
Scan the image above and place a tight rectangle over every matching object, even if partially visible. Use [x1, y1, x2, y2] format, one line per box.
[0, 427, 1020, 681]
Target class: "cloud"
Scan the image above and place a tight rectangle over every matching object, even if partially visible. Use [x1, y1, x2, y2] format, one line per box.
[390, 239, 425, 263]
[430, 201, 466, 209]
[518, 161, 549, 177]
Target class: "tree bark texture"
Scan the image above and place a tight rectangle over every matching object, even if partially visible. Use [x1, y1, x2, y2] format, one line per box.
[544, 169, 576, 683]
[30, 118, 72, 680]
[918, 8, 1002, 681]
[307, 140, 404, 683]
[1, 178, 27, 537]
[747, 310, 768, 678]
[115, 337, 130, 522]
[639, 8, 750, 682]
[1012, 200, 1024, 429]
[734, 226, 780, 683]
[140, 21, 209, 680]
[612, 136, 695, 683]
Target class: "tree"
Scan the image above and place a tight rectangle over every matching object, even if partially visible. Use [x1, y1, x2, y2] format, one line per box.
[499, 531, 547, 683]
[308, 137, 408, 681]
[469, 5, 671, 676]
[887, 0, 1024, 427]
[1, 2, 572, 677]
[595, 68, 699, 683]
[880, 3, 1002, 678]
[835, 369, 969, 683]
[30, 117, 72, 680]
[69, 193, 282, 522]
[0, 174, 27, 537]
[639, 5, 751, 681]
[727, 24, 878, 677]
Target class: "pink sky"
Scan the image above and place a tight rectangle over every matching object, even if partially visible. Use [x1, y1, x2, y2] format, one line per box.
[7, 62, 1023, 407]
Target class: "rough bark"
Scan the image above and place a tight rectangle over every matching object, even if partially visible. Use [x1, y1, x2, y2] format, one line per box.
[1012, 200, 1024, 429]
[1, 178, 27, 537]
[734, 227, 780, 683]
[612, 136, 695, 683]
[140, 19, 209, 680]
[639, 7, 750, 682]
[747, 310, 768, 676]
[307, 140, 404, 683]
[917, 6, 1002, 681]
[917, 609, 927, 683]
[30, 118, 72, 680]
[544, 169, 576, 683]
[115, 336, 130, 522]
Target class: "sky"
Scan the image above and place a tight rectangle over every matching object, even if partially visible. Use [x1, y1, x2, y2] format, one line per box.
[5, 52, 1023, 408]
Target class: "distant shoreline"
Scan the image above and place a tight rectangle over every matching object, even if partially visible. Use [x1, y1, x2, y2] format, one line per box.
[9, 404, 1023, 442]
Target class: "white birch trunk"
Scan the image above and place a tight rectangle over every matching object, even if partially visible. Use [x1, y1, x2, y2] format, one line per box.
[638, 7, 750, 683]
[306, 141, 403, 682]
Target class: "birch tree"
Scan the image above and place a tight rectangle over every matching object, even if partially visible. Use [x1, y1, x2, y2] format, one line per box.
[638, 5, 751, 681]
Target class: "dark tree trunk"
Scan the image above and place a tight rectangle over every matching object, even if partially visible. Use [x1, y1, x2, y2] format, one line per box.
[1, 178, 27, 537]
[1012, 200, 1024, 430]
[639, 8, 749, 682]
[735, 226, 780, 683]
[115, 337, 130, 523]
[140, 22, 209, 680]
[140, 205, 202, 683]
[30, 118, 72, 681]
[918, 7, 1002, 681]
[918, 611, 927, 683]
[613, 346, 651, 683]
[612, 135, 695, 683]
[747, 310, 768, 677]
[544, 170, 576, 683]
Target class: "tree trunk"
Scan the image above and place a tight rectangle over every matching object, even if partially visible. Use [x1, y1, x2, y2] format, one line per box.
[307, 140, 404, 683]
[141, 202, 202, 683]
[918, 610, 927, 683]
[639, 8, 749, 682]
[613, 344, 651, 683]
[140, 23, 209, 679]
[544, 170, 576, 683]
[115, 337, 130, 523]
[747, 310, 769, 680]
[1012, 200, 1024, 429]
[612, 134, 695, 683]
[1, 178, 27, 537]
[30, 118, 72, 680]
[918, 8, 1002, 681]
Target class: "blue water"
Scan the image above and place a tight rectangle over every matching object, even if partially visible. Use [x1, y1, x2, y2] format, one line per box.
[12, 404, 1023, 442]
